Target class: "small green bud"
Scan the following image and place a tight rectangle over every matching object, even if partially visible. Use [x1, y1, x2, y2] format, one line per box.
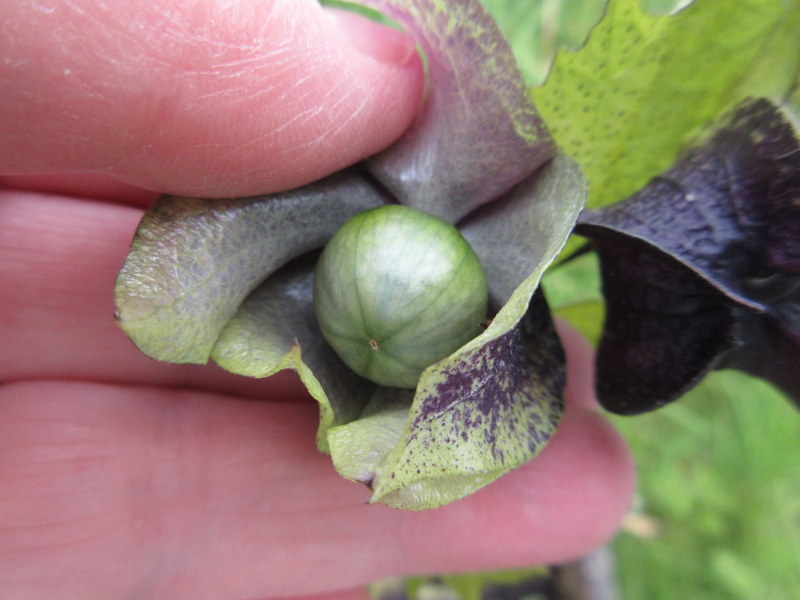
[313, 205, 488, 388]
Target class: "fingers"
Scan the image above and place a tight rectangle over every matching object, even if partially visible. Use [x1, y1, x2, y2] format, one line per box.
[0, 379, 632, 599]
[0, 191, 308, 399]
[0, 0, 423, 197]
[0, 173, 159, 206]
[291, 589, 371, 600]
[557, 318, 598, 410]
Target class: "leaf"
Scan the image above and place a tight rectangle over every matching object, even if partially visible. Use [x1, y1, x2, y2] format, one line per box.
[368, 292, 565, 509]
[114, 170, 385, 363]
[790, 72, 800, 114]
[360, 0, 555, 223]
[735, 1, 800, 103]
[575, 228, 742, 413]
[723, 290, 800, 412]
[210, 255, 377, 450]
[533, 0, 800, 209]
[577, 98, 800, 413]
[460, 154, 586, 306]
[327, 387, 414, 484]
[581, 98, 800, 293]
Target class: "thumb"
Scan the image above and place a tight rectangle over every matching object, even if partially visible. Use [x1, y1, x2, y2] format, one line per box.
[0, 0, 423, 197]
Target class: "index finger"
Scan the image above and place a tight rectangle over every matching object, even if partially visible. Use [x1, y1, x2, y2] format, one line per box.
[0, 0, 423, 198]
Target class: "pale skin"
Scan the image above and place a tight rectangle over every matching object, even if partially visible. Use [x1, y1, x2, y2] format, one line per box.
[0, 1, 635, 599]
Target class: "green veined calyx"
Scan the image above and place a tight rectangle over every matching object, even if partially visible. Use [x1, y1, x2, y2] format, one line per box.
[313, 205, 489, 388]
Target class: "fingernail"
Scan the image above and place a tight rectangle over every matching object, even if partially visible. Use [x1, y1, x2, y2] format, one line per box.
[327, 9, 418, 67]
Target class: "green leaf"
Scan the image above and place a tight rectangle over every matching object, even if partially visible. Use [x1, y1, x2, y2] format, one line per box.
[327, 387, 414, 484]
[533, 0, 800, 209]
[735, 1, 800, 103]
[114, 170, 385, 363]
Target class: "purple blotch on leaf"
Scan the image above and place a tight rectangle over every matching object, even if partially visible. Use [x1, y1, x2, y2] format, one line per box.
[411, 291, 565, 458]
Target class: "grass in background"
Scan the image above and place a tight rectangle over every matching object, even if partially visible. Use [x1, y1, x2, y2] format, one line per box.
[612, 372, 800, 600]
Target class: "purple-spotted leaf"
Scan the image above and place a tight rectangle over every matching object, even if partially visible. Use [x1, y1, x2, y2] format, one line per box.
[114, 170, 385, 363]
[577, 98, 800, 414]
[367, 292, 564, 508]
[360, 0, 555, 223]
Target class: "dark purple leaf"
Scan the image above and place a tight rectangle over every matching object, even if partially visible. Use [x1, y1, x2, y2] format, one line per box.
[576, 227, 741, 414]
[577, 98, 800, 413]
[721, 278, 800, 409]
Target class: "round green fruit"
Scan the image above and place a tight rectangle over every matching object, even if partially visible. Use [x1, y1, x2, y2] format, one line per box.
[313, 205, 488, 389]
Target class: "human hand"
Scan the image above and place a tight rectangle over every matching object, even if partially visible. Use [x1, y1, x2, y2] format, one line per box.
[0, 1, 634, 598]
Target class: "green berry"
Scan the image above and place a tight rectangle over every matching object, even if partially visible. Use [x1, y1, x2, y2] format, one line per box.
[313, 205, 488, 388]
